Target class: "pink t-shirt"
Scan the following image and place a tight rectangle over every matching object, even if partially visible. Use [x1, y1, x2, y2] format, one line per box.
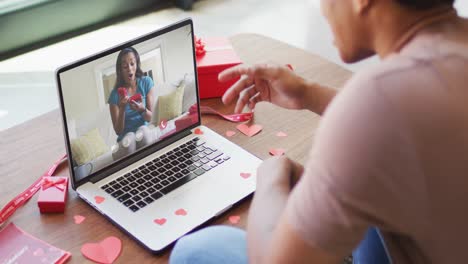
[287, 33, 468, 263]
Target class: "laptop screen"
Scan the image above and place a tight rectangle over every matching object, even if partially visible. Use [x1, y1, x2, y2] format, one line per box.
[57, 21, 199, 184]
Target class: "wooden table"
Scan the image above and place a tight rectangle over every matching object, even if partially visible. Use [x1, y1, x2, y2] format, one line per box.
[0, 33, 351, 263]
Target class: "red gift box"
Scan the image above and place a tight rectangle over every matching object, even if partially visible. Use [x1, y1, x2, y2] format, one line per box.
[196, 37, 242, 99]
[37, 177, 68, 213]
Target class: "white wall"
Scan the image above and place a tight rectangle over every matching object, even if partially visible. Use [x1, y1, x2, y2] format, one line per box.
[162, 24, 195, 85]
[60, 51, 116, 121]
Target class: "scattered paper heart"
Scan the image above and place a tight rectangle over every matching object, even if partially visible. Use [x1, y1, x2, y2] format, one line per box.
[194, 128, 203, 135]
[240, 172, 251, 179]
[175, 208, 188, 216]
[228, 215, 241, 225]
[225, 130, 236, 137]
[153, 218, 167, 226]
[276, 131, 288, 137]
[74, 215, 86, 224]
[94, 196, 105, 204]
[81, 236, 122, 264]
[269, 148, 286, 156]
[236, 124, 263, 137]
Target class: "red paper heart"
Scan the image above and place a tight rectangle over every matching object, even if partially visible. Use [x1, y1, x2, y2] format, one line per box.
[229, 215, 240, 224]
[95, 196, 105, 204]
[236, 124, 263, 137]
[74, 215, 86, 224]
[240, 172, 251, 179]
[225, 130, 236, 137]
[194, 128, 203, 135]
[269, 148, 285, 156]
[81, 236, 122, 264]
[276, 131, 288, 137]
[154, 218, 167, 226]
[175, 208, 187, 216]
[159, 119, 168, 130]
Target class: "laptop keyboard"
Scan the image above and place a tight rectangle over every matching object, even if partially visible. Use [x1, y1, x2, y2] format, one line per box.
[100, 137, 230, 212]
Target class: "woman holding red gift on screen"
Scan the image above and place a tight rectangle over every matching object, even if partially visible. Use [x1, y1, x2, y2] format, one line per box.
[108, 47, 155, 142]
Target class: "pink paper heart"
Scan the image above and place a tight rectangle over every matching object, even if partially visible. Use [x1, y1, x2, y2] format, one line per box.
[269, 148, 285, 156]
[154, 218, 167, 226]
[81, 236, 122, 264]
[225, 130, 236, 137]
[194, 128, 203, 135]
[229, 215, 240, 225]
[74, 215, 86, 224]
[175, 208, 187, 216]
[236, 124, 263, 137]
[94, 196, 105, 204]
[240, 172, 251, 179]
[276, 131, 288, 137]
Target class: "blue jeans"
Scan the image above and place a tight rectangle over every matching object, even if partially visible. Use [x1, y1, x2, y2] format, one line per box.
[170, 226, 392, 264]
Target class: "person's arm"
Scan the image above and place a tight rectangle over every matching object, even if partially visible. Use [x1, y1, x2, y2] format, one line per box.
[140, 85, 155, 122]
[110, 103, 126, 135]
[247, 157, 303, 263]
[247, 156, 344, 264]
[303, 80, 338, 116]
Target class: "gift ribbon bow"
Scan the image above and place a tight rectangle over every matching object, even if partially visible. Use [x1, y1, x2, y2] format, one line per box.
[194, 36, 206, 57]
[42, 178, 67, 192]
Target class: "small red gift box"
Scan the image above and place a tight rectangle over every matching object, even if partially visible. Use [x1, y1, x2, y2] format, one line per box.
[196, 37, 242, 99]
[37, 177, 68, 213]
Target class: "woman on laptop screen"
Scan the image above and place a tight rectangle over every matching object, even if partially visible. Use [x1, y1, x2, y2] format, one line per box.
[108, 47, 155, 143]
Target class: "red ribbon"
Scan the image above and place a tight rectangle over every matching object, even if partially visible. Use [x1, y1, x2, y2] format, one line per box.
[194, 36, 206, 57]
[42, 178, 67, 192]
[0, 154, 67, 227]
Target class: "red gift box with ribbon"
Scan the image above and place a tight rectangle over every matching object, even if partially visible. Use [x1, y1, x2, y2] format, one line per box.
[195, 37, 242, 99]
[37, 177, 68, 213]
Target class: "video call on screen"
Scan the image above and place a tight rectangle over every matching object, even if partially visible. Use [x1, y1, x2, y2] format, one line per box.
[59, 25, 199, 181]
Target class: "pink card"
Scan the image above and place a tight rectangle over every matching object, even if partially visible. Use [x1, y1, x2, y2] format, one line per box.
[0, 223, 71, 264]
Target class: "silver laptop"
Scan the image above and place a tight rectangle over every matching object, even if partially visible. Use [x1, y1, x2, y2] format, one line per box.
[55, 18, 261, 253]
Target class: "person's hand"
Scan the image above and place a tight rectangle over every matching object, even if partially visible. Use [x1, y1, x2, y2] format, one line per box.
[118, 96, 129, 109]
[130, 100, 145, 113]
[256, 156, 304, 193]
[219, 64, 308, 113]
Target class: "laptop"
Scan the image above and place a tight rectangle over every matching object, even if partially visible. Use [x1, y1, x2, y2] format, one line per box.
[55, 18, 261, 253]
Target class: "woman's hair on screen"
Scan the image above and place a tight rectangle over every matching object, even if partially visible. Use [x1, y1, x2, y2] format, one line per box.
[396, 0, 455, 10]
[114, 47, 144, 89]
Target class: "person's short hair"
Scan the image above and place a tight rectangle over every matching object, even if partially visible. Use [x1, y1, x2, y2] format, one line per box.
[396, 0, 455, 10]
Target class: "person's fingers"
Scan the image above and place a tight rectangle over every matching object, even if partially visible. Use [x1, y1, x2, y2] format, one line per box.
[222, 75, 253, 105]
[235, 86, 257, 113]
[248, 93, 261, 110]
[219, 64, 281, 83]
[218, 64, 251, 82]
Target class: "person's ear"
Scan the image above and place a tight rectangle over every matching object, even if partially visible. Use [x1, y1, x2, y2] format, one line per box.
[352, 0, 372, 15]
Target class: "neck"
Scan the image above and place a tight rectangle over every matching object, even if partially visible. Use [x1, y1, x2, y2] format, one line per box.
[125, 80, 137, 89]
[371, 5, 457, 58]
